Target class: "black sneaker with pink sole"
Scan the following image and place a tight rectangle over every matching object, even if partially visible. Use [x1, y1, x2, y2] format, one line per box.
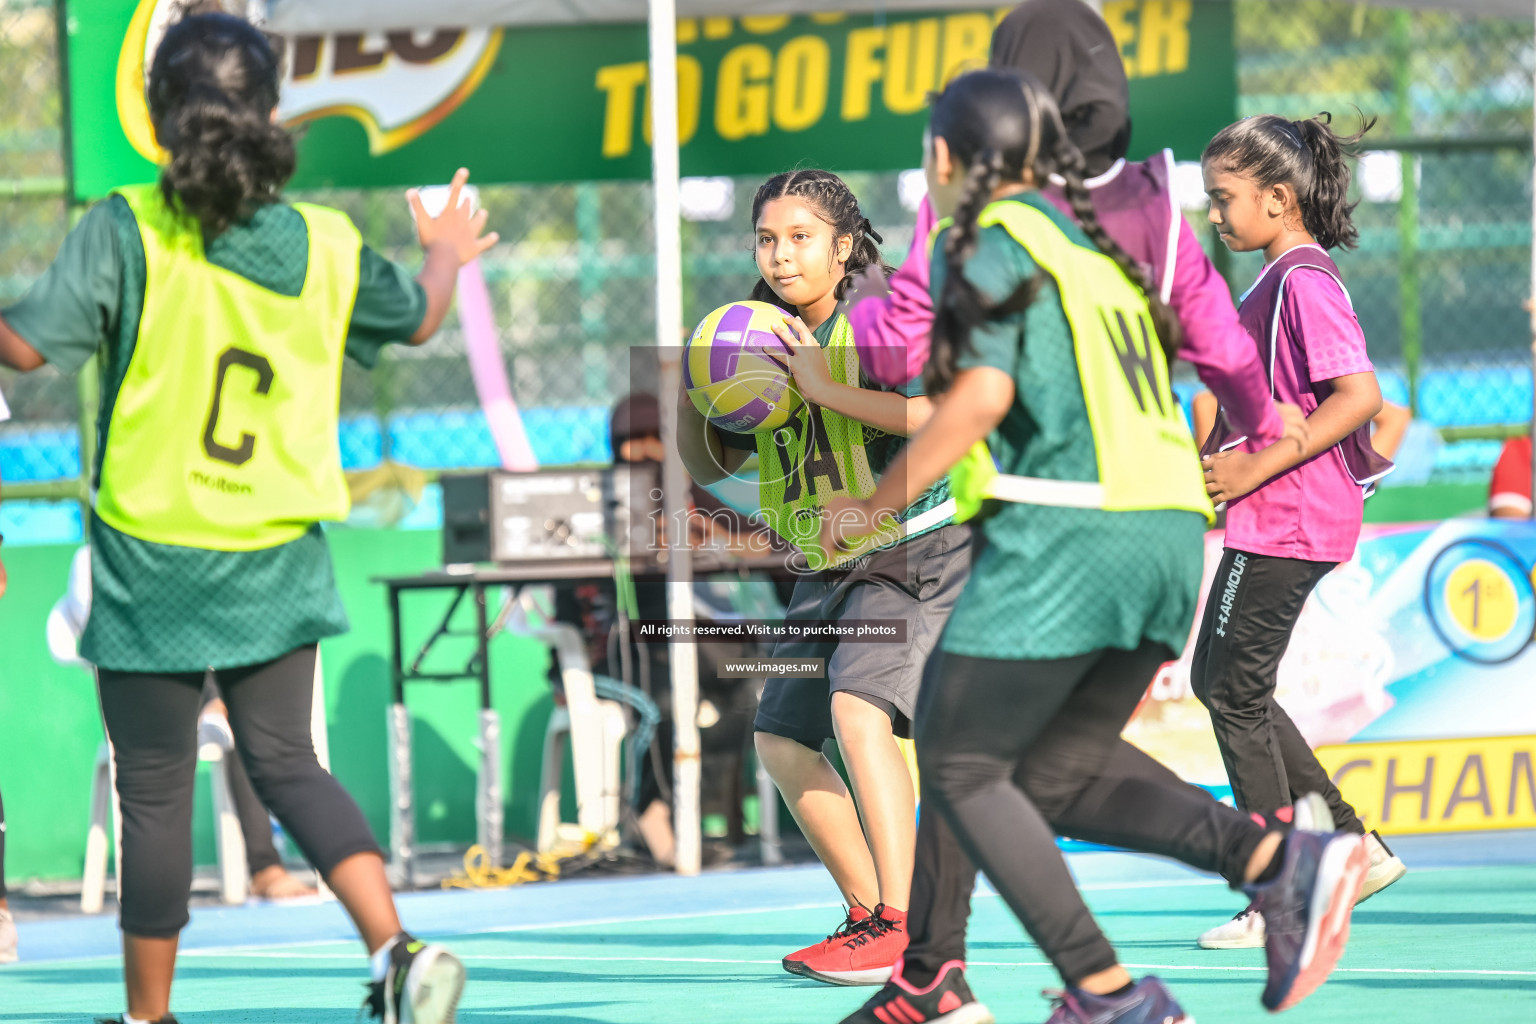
[838, 959, 993, 1024]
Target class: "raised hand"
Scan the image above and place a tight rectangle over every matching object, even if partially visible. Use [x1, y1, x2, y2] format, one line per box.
[407, 167, 499, 267]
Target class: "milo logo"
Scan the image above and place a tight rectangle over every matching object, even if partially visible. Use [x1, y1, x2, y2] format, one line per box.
[117, 0, 501, 162]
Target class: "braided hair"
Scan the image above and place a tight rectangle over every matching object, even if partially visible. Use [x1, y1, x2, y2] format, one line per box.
[925, 69, 1181, 395]
[148, 11, 294, 237]
[748, 169, 892, 308]
[1202, 112, 1375, 251]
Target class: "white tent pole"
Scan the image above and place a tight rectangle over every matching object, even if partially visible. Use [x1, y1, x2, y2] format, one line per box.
[648, 0, 702, 877]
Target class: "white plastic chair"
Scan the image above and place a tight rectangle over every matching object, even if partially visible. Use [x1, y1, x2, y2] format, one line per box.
[693, 575, 787, 864]
[500, 586, 629, 853]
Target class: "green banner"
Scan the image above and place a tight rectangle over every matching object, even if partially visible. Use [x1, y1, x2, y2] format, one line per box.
[66, 1, 1234, 201]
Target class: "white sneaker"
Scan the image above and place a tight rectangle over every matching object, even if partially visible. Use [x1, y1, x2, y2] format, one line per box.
[1198, 902, 1266, 949]
[1291, 793, 1333, 832]
[1292, 795, 1404, 903]
[1358, 830, 1407, 902]
[0, 907, 18, 964]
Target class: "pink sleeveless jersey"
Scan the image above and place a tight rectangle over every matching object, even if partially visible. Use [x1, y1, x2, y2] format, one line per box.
[1202, 244, 1393, 562]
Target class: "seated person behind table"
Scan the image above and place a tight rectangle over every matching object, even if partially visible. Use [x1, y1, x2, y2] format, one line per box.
[554, 393, 779, 866]
[1489, 434, 1533, 519]
[611, 392, 788, 558]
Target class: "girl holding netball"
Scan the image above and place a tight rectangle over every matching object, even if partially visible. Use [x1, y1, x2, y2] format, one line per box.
[821, 69, 1366, 1024]
[0, 13, 493, 1023]
[676, 170, 969, 986]
[1193, 113, 1405, 950]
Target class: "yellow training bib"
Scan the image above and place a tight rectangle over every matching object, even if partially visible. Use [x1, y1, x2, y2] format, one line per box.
[940, 199, 1213, 524]
[752, 314, 907, 570]
[96, 185, 361, 551]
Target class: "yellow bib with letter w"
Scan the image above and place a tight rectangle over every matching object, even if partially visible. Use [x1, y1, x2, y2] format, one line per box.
[941, 199, 1213, 525]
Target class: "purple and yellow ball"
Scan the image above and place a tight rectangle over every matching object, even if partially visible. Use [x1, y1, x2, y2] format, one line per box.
[684, 300, 804, 433]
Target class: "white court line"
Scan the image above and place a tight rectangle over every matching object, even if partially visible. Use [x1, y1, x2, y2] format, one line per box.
[180, 951, 784, 964]
[167, 898, 845, 960]
[38, 898, 847, 965]
[165, 877, 1230, 961]
[39, 860, 1536, 967]
[985, 962, 1536, 977]
[175, 950, 1536, 976]
[458, 878, 1224, 940]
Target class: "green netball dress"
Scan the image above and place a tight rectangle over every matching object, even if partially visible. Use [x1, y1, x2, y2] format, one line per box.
[932, 194, 1210, 661]
[2, 190, 426, 673]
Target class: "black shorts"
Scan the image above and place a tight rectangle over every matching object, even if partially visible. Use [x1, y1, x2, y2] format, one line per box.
[754, 523, 971, 750]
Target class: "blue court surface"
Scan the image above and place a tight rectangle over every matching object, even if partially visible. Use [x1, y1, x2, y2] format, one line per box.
[2, 832, 1533, 1023]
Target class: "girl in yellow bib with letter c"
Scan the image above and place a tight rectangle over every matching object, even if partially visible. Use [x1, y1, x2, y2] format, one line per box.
[0, 12, 495, 1024]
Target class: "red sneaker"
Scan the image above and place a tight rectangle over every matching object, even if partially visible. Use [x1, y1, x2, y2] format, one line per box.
[783, 905, 874, 977]
[796, 904, 907, 986]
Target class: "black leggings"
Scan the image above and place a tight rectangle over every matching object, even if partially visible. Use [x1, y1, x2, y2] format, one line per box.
[200, 678, 283, 876]
[912, 642, 1269, 985]
[98, 645, 380, 938]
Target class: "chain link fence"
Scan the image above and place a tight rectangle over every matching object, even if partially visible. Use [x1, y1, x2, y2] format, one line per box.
[303, 172, 921, 480]
[1212, 0, 1536, 485]
[3, 0, 1534, 543]
[0, 1, 71, 466]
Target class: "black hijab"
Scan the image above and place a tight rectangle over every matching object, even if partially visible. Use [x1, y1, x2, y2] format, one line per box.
[990, 0, 1132, 176]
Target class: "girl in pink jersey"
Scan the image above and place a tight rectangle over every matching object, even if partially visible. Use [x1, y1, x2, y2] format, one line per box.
[1193, 112, 1406, 951]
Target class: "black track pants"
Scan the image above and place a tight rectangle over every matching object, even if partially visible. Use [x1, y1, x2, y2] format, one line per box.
[201, 678, 283, 876]
[1190, 548, 1364, 833]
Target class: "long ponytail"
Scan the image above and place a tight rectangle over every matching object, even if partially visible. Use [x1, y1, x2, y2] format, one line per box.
[927, 149, 1035, 393]
[1294, 112, 1372, 250]
[148, 12, 294, 237]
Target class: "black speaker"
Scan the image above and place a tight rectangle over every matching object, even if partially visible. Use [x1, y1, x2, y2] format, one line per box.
[441, 465, 663, 567]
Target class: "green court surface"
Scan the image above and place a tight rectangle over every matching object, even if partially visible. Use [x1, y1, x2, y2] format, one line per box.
[2, 857, 1532, 1023]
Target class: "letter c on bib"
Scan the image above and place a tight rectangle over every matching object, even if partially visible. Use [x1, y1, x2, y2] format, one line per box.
[203, 347, 275, 467]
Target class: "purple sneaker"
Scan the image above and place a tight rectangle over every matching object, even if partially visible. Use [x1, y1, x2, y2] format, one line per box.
[1246, 827, 1368, 1012]
[1041, 976, 1191, 1024]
